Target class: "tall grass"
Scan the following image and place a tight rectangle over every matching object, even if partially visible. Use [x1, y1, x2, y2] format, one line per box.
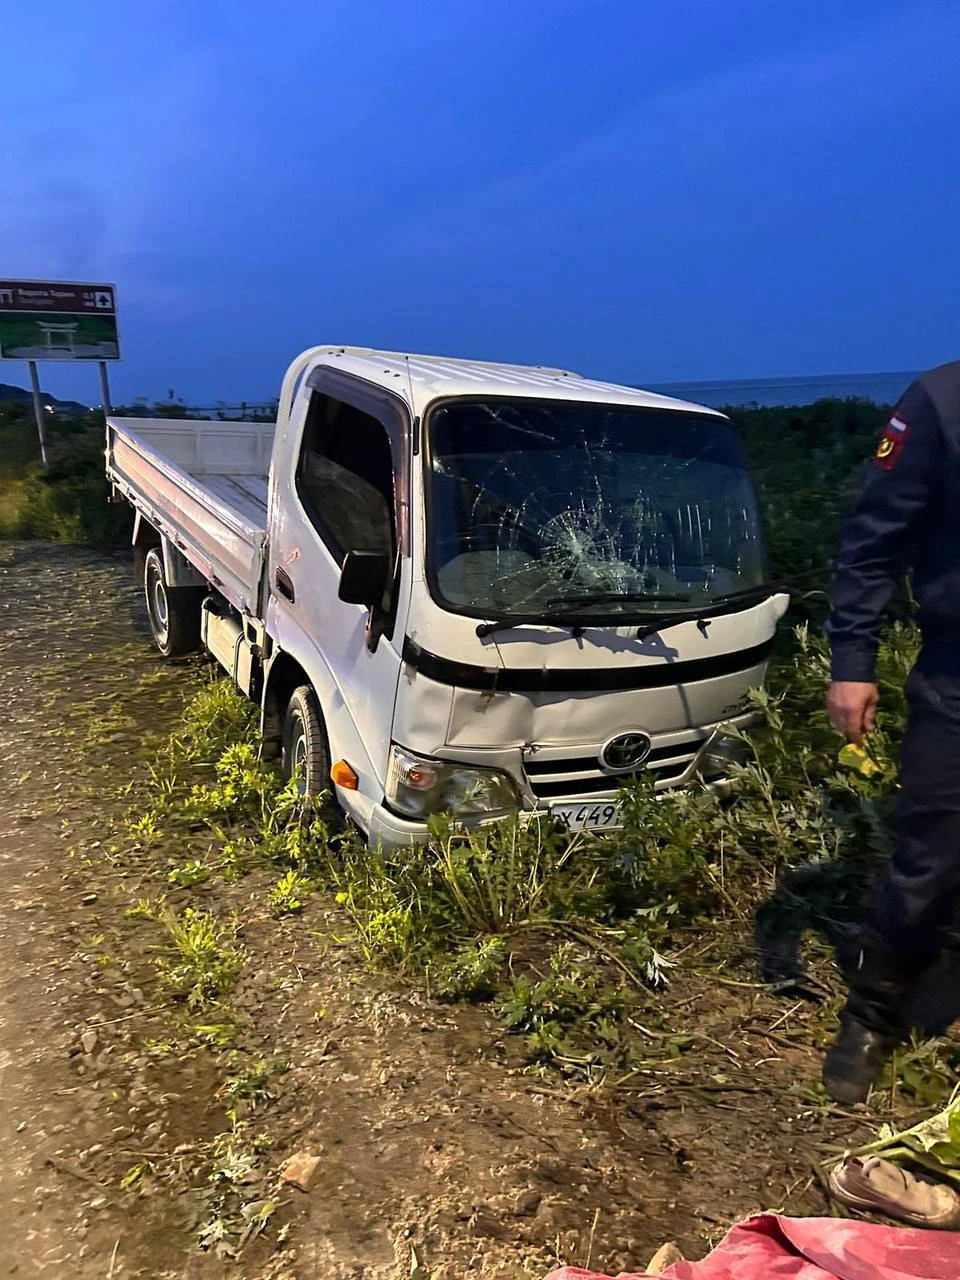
[0, 405, 131, 544]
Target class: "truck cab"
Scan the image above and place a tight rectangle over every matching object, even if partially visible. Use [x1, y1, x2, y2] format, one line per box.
[106, 346, 789, 846]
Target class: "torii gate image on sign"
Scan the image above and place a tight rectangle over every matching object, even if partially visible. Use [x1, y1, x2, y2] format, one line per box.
[38, 321, 79, 354]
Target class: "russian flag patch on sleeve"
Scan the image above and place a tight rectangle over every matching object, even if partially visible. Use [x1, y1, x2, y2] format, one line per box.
[874, 415, 910, 469]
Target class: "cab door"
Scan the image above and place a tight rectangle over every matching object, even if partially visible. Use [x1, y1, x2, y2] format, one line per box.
[266, 370, 412, 804]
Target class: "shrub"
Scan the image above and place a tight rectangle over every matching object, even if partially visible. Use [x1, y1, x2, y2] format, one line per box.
[0, 406, 131, 544]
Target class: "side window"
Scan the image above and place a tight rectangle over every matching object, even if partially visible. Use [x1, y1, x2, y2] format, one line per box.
[296, 391, 396, 566]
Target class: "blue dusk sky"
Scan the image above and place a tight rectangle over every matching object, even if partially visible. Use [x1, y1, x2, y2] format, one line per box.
[3, 0, 959, 404]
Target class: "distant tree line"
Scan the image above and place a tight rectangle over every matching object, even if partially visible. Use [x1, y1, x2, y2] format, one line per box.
[0, 396, 892, 588]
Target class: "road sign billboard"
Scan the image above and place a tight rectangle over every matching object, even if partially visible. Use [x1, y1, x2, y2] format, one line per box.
[0, 280, 120, 361]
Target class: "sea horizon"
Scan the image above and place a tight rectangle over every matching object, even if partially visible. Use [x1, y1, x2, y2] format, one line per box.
[644, 369, 917, 409]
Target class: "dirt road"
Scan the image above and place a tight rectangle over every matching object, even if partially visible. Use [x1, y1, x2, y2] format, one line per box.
[0, 544, 194, 1275]
[0, 542, 886, 1280]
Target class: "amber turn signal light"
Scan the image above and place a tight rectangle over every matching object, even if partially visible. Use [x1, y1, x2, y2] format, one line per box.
[330, 760, 359, 790]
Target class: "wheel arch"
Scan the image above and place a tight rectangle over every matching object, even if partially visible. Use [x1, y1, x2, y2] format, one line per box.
[261, 650, 311, 757]
[131, 514, 207, 591]
[131, 512, 162, 586]
[259, 631, 384, 828]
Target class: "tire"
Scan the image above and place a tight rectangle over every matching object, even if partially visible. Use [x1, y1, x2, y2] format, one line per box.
[143, 547, 203, 658]
[281, 685, 333, 804]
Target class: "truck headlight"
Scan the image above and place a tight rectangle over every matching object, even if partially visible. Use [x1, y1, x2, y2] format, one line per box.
[385, 745, 519, 820]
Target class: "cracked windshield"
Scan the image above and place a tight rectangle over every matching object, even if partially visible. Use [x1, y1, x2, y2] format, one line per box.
[427, 398, 766, 619]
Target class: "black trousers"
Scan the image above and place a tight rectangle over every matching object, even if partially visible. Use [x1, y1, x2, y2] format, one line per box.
[873, 645, 960, 963]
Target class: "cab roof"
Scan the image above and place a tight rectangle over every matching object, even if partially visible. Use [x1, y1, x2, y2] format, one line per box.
[308, 346, 723, 418]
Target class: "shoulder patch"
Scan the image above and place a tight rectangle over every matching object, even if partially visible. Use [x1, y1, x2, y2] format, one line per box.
[874, 416, 910, 470]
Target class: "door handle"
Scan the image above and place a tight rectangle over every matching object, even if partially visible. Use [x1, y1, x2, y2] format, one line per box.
[275, 567, 295, 603]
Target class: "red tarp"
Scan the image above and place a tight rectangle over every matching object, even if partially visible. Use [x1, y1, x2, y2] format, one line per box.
[546, 1213, 960, 1280]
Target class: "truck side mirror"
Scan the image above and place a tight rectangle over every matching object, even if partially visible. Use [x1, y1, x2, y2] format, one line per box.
[338, 550, 389, 607]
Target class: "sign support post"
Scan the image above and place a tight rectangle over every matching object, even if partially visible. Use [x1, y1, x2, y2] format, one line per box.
[27, 360, 49, 467]
[99, 361, 112, 415]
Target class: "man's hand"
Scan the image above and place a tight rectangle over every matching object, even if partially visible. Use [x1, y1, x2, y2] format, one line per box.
[828, 681, 879, 745]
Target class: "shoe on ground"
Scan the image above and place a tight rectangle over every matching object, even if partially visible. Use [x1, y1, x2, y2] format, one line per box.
[829, 1155, 960, 1229]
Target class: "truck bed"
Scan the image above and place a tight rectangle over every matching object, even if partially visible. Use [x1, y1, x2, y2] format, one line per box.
[106, 417, 275, 615]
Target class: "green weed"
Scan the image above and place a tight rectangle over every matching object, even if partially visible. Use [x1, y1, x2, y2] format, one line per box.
[496, 943, 630, 1067]
[120, 1159, 156, 1192]
[168, 858, 211, 888]
[196, 1125, 277, 1258]
[886, 1034, 960, 1108]
[217, 1057, 288, 1122]
[145, 903, 244, 1010]
[429, 937, 506, 1000]
[268, 869, 312, 915]
[178, 682, 258, 761]
[186, 742, 281, 823]
[127, 811, 162, 843]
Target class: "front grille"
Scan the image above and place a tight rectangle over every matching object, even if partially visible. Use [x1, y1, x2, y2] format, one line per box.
[524, 735, 706, 801]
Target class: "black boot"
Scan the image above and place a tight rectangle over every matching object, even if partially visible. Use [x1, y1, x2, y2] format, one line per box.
[822, 933, 926, 1105]
[822, 1017, 896, 1105]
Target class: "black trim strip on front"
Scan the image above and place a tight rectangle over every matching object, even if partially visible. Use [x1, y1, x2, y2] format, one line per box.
[525, 754, 601, 776]
[401, 637, 775, 694]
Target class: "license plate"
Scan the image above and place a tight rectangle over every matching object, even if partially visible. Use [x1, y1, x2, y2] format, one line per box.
[550, 800, 622, 832]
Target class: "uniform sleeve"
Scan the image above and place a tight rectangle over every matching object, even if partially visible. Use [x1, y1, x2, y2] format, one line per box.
[826, 380, 942, 682]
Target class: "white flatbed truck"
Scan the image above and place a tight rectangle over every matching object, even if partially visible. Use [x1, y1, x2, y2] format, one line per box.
[106, 346, 788, 847]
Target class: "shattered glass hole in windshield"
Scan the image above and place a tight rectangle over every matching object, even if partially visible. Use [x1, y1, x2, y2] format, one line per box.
[428, 401, 765, 618]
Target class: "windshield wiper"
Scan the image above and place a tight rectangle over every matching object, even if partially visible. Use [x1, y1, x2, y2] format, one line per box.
[476, 584, 787, 641]
[475, 592, 690, 639]
[633, 582, 785, 639]
[475, 603, 589, 640]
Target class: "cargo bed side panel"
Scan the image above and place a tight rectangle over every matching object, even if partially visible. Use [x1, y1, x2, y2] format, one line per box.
[107, 423, 268, 616]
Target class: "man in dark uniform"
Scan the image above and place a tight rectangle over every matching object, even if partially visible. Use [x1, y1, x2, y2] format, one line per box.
[824, 361, 960, 1103]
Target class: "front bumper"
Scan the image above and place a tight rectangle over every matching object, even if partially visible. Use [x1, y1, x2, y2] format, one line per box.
[365, 721, 754, 850]
[366, 802, 434, 851]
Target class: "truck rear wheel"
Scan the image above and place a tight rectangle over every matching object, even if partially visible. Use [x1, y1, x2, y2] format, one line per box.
[281, 685, 333, 805]
[144, 547, 203, 658]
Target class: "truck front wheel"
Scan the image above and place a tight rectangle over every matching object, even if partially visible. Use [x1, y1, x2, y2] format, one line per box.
[144, 548, 203, 658]
[281, 685, 333, 804]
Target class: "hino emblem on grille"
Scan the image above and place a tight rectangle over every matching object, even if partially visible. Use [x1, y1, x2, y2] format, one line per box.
[600, 732, 652, 773]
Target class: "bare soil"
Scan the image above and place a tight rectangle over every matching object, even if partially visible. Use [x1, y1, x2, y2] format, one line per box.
[0, 542, 937, 1279]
